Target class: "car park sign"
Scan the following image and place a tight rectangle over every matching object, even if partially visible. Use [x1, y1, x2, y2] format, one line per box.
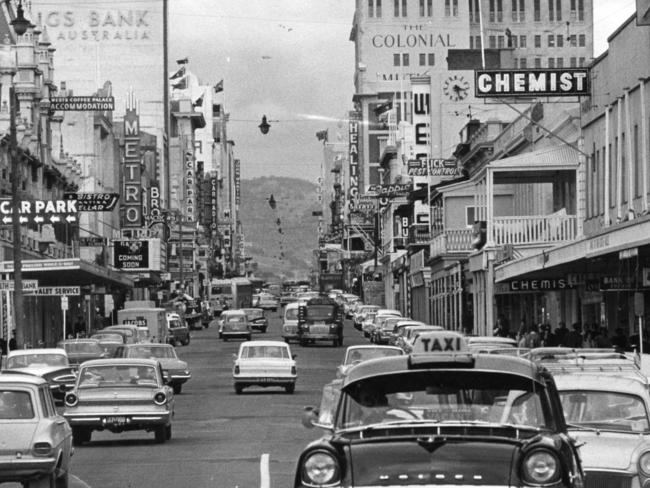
[0, 199, 77, 224]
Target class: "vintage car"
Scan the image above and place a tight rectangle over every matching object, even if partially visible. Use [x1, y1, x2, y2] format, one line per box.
[282, 302, 301, 343]
[297, 297, 344, 347]
[398, 324, 444, 353]
[0, 373, 73, 488]
[297, 331, 584, 488]
[362, 309, 402, 338]
[56, 338, 107, 367]
[90, 331, 128, 344]
[467, 335, 518, 353]
[252, 293, 279, 311]
[165, 312, 191, 346]
[219, 309, 252, 341]
[63, 358, 174, 445]
[242, 307, 269, 333]
[4, 348, 77, 404]
[114, 343, 191, 394]
[352, 305, 380, 331]
[232, 340, 296, 394]
[336, 345, 404, 379]
[530, 348, 650, 487]
[388, 320, 429, 346]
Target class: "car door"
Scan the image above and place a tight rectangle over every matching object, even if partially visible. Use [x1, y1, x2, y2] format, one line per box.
[40, 385, 72, 457]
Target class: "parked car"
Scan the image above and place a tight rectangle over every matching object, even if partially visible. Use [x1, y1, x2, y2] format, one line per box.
[115, 343, 191, 394]
[218, 309, 252, 341]
[297, 331, 584, 488]
[388, 319, 429, 346]
[242, 307, 269, 333]
[63, 358, 175, 445]
[353, 305, 380, 330]
[166, 312, 191, 346]
[336, 345, 404, 379]
[57, 338, 107, 367]
[282, 302, 300, 343]
[3, 348, 76, 404]
[252, 293, 279, 311]
[232, 340, 297, 394]
[362, 309, 401, 339]
[0, 373, 73, 487]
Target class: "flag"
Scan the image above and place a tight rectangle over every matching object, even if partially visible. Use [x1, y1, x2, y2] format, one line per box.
[169, 66, 185, 80]
[373, 100, 393, 116]
[176, 57, 189, 65]
[316, 129, 328, 142]
[193, 93, 204, 108]
[214, 80, 224, 93]
[171, 76, 187, 90]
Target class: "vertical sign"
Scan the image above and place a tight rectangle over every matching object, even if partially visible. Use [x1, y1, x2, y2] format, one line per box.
[123, 99, 142, 228]
[148, 185, 161, 225]
[234, 159, 241, 206]
[348, 111, 361, 211]
[210, 175, 218, 235]
[412, 79, 432, 226]
[183, 138, 195, 222]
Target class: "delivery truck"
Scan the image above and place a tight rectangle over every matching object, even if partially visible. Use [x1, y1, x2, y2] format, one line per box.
[117, 300, 169, 344]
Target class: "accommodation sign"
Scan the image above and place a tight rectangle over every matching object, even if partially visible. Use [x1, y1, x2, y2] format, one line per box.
[50, 96, 114, 111]
[475, 69, 590, 97]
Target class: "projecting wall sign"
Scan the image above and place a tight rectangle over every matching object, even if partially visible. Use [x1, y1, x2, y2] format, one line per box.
[474, 69, 590, 97]
[0, 199, 77, 224]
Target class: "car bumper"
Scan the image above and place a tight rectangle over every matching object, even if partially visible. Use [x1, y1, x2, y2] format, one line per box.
[233, 376, 296, 386]
[222, 332, 250, 338]
[170, 373, 191, 384]
[64, 410, 172, 428]
[250, 323, 268, 330]
[0, 456, 58, 482]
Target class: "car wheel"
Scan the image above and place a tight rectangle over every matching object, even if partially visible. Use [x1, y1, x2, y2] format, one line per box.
[246, 335, 252, 341]
[262, 327, 267, 333]
[223, 337, 228, 342]
[299, 339, 307, 347]
[26, 472, 56, 488]
[234, 384, 243, 395]
[182, 335, 190, 346]
[55, 471, 69, 488]
[165, 424, 172, 440]
[285, 383, 295, 394]
[173, 384, 182, 394]
[72, 427, 90, 446]
[154, 425, 167, 443]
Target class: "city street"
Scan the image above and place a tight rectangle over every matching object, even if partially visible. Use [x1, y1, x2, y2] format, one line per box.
[67, 313, 364, 488]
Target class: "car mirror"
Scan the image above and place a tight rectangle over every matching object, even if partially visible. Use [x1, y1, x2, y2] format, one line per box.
[301, 406, 319, 429]
[292, 354, 297, 360]
[232, 353, 238, 360]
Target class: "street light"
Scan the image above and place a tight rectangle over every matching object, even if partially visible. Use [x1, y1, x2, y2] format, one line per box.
[9, 1, 31, 36]
[258, 115, 271, 135]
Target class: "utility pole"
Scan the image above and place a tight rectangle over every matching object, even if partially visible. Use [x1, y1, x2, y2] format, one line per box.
[9, 86, 24, 346]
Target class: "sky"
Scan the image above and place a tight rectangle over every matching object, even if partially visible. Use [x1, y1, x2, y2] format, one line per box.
[168, 0, 637, 183]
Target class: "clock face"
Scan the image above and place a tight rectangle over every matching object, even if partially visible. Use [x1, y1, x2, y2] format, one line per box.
[443, 75, 470, 102]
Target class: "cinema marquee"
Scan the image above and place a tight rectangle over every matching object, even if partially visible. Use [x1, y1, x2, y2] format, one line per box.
[474, 69, 590, 98]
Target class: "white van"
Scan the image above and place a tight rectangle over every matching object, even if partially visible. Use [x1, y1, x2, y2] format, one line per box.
[282, 302, 300, 343]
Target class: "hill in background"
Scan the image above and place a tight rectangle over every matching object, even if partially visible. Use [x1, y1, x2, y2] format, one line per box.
[240, 176, 321, 282]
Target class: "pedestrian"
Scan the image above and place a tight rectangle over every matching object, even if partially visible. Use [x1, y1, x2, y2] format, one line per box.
[523, 324, 541, 348]
[8, 333, 16, 351]
[73, 315, 85, 336]
[611, 327, 629, 351]
[493, 315, 510, 338]
[539, 324, 555, 346]
[554, 321, 569, 346]
[564, 323, 583, 348]
[0, 337, 6, 356]
[595, 327, 613, 348]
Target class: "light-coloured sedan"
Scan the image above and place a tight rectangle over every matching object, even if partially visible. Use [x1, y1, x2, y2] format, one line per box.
[336, 345, 404, 379]
[63, 358, 175, 445]
[0, 373, 73, 488]
[115, 343, 191, 394]
[233, 340, 296, 394]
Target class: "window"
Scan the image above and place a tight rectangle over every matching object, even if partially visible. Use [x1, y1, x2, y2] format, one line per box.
[420, 0, 432, 16]
[419, 53, 426, 65]
[635, 124, 642, 197]
[570, 57, 577, 67]
[578, 0, 584, 20]
[548, 57, 555, 68]
[498, 35, 505, 48]
[520, 57, 527, 68]
[534, 0, 541, 20]
[535, 57, 542, 68]
[519, 35, 527, 47]
[402, 53, 409, 66]
[445, 0, 458, 16]
[369, 0, 383, 17]
[622, 133, 627, 204]
[489, 0, 496, 21]
[549, 0, 554, 20]
[569, 35, 577, 47]
[489, 35, 496, 48]
[534, 35, 541, 47]
[394, 0, 407, 16]
[556, 0, 562, 21]
[578, 34, 586, 47]
[428, 53, 435, 65]
[579, 57, 585, 66]
[510, 35, 518, 48]
[393, 53, 401, 66]
[466, 206, 476, 227]
[512, 0, 525, 21]
[556, 57, 563, 67]
[469, 0, 479, 23]
[475, 36, 482, 49]
[514, 58, 518, 69]
[557, 34, 563, 47]
[610, 141, 616, 206]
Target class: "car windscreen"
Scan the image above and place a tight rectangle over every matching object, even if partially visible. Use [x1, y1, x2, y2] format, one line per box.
[245, 309, 264, 319]
[560, 390, 650, 433]
[224, 317, 248, 330]
[92, 333, 125, 343]
[7, 353, 68, 368]
[241, 345, 289, 359]
[285, 308, 299, 320]
[0, 390, 34, 419]
[345, 348, 402, 364]
[127, 346, 176, 359]
[305, 305, 336, 322]
[64, 342, 102, 354]
[337, 370, 553, 431]
[79, 364, 158, 388]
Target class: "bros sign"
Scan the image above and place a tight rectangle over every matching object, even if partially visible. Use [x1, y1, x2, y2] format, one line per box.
[0, 199, 77, 225]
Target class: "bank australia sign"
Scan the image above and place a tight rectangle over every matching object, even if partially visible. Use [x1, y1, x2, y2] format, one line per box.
[122, 105, 142, 228]
[113, 240, 149, 270]
[475, 69, 590, 98]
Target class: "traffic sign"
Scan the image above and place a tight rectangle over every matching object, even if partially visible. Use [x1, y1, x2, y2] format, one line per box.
[0, 280, 38, 291]
[0, 199, 77, 225]
[61, 296, 69, 310]
[64, 193, 119, 212]
[25, 286, 81, 296]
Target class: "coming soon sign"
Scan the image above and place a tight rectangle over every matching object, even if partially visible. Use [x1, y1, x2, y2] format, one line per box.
[475, 69, 590, 98]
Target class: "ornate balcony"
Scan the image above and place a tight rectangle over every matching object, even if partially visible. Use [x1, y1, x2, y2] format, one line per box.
[407, 223, 430, 247]
[492, 214, 577, 246]
[430, 228, 474, 257]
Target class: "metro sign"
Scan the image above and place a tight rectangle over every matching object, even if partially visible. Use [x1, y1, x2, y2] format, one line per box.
[0, 199, 77, 225]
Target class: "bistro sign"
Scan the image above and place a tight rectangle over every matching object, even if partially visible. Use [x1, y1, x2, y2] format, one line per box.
[475, 69, 590, 98]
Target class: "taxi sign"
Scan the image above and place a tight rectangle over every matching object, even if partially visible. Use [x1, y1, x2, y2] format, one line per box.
[411, 331, 468, 354]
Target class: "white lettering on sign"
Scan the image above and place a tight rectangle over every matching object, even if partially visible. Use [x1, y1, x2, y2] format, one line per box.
[26, 286, 81, 296]
[412, 331, 468, 354]
[475, 69, 590, 98]
[0, 199, 77, 215]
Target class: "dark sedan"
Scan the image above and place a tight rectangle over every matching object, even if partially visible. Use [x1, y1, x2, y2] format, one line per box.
[242, 308, 269, 333]
[57, 338, 108, 367]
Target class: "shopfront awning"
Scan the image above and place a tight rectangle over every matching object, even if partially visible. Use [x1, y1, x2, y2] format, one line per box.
[0, 258, 134, 290]
[495, 215, 650, 282]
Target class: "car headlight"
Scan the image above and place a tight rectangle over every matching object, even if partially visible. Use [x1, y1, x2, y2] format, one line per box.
[64, 392, 78, 407]
[302, 450, 340, 486]
[153, 391, 167, 405]
[521, 450, 560, 484]
[639, 451, 650, 476]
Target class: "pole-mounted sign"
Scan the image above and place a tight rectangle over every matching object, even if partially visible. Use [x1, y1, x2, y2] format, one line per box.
[0, 199, 77, 225]
[474, 69, 590, 98]
[64, 193, 119, 212]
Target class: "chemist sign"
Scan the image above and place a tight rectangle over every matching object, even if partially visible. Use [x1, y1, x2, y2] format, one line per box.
[0, 199, 77, 225]
[475, 69, 590, 98]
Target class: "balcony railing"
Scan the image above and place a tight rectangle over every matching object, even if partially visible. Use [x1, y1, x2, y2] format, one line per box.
[430, 228, 474, 256]
[407, 223, 430, 246]
[492, 215, 577, 245]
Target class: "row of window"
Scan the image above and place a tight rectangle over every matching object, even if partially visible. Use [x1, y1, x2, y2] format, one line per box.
[512, 57, 587, 68]
[368, 0, 461, 18]
[469, 33, 587, 50]
[393, 52, 436, 66]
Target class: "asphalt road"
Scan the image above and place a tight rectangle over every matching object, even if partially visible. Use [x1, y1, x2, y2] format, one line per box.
[64, 312, 365, 488]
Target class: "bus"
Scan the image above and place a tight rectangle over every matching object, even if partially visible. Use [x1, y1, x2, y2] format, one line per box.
[207, 277, 253, 316]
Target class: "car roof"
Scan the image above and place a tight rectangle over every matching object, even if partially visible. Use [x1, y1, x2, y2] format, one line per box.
[8, 348, 67, 357]
[345, 345, 403, 354]
[342, 354, 545, 388]
[79, 358, 160, 367]
[242, 307, 263, 312]
[59, 338, 100, 344]
[467, 336, 518, 345]
[222, 309, 246, 315]
[240, 340, 289, 348]
[123, 343, 172, 348]
[0, 372, 48, 386]
[554, 374, 650, 395]
[285, 302, 301, 309]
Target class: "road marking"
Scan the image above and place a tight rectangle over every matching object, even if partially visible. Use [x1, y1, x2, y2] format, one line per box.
[260, 453, 270, 488]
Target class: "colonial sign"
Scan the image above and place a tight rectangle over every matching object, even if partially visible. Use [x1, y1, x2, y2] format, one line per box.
[64, 192, 119, 211]
[475, 69, 590, 98]
[367, 183, 412, 197]
[0, 199, 77, 225]
[50, 96, 114, 111]
[0, 280, 38, 291]
[348, 111, 361, 211]
[122, 100, 142, 228]
[113, 240, 149, 270]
